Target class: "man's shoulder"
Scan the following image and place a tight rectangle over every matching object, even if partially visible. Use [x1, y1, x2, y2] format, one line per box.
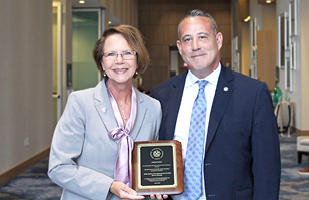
[221, 65, 262, 86]
[138, 91, 161, 107]
[233, 71, 264, 86]
[219, 66, 267, 94]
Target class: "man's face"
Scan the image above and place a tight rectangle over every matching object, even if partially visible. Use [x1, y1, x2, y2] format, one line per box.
[177, 16, 223, 79]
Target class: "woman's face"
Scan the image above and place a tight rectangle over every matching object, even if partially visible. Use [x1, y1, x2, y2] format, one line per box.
[101, 34, 137, 85]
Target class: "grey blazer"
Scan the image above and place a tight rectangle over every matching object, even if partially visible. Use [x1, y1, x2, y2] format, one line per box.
[48, 80, 162, 200]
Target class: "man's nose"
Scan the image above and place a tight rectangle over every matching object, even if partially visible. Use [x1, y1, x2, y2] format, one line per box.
[192, 38, 201, 51]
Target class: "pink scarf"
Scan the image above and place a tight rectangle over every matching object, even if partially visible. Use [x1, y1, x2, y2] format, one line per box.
[106, 83, 137, 187]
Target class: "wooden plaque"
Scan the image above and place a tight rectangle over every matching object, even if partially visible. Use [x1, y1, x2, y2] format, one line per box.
[132, 140, 184, 195]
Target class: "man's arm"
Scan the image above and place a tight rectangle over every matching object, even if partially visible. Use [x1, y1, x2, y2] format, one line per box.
[251, 82, 281, 199]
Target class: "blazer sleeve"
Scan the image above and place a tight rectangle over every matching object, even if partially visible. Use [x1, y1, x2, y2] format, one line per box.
[251, 82, 281, 199]
[48, 92, 114, 200]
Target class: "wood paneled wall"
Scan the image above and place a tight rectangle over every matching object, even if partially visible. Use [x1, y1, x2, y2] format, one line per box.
[257, 30, 276, 90]
[98, 0, 138, 27]
[238, 0, 249, 21]
[138, 0, 232, 91]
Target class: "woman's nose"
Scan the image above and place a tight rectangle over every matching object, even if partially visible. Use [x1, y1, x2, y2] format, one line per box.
[115, 53, 125, 64]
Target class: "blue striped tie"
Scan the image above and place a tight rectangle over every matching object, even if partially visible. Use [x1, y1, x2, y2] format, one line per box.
[183, 80, 207, 200]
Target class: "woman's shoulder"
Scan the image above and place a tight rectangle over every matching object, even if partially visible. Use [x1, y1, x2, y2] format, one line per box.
[137, 90, 161, 109]
[67, 88, 96, 104]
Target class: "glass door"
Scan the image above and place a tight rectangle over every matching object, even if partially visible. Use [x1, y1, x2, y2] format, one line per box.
[72, 9, 104, 91]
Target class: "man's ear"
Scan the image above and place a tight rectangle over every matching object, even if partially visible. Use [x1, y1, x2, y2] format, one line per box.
[176, 40, 182, 56]
[216, 32, 223, 51]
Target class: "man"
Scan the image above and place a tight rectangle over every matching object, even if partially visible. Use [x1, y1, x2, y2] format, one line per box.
[151, 10, 281, 199]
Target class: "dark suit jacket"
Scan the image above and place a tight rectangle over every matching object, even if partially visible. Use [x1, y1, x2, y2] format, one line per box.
[150, 65, 281, 200]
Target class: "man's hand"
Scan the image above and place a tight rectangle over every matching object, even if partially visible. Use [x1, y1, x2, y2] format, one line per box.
[110, 181, 145, 200]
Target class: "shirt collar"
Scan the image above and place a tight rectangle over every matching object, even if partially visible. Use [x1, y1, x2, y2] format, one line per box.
[185, 63, 221, 88]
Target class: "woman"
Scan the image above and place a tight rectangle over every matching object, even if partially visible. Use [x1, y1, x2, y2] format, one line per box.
[48, 25, 162, 200]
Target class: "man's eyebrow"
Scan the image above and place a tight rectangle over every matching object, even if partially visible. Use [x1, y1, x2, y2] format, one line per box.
[181, 34, 192, 40]
[181, 32, 209, 40]
[197, 32, 209, 36]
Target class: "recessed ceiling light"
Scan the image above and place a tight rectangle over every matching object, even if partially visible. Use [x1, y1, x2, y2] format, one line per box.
[79, 0, 85, 4]
[266, 0, 271, 3]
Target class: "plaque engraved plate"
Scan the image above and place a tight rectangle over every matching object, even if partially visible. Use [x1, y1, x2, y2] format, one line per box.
[132, 140, 184, 195]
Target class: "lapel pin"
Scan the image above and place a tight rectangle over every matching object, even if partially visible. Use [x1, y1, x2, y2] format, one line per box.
[224, 87, 229, 92]
[102, 107, 107, 113]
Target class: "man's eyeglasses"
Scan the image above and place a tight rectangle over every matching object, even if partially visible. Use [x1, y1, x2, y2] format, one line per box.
[103, 51, 136, 61]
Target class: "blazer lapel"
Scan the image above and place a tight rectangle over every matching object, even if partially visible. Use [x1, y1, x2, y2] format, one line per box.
[206, 66, 234, 151]
[94, 83, 146, 141]
[130, 87, 146, 141]
[94, 81, 118, 132]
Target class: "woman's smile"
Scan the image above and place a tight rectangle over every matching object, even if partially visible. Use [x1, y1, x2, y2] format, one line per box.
[113, 68, 129, 73]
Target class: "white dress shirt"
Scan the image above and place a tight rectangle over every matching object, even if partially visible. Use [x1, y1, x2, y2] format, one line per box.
[172, 64, 221, 200]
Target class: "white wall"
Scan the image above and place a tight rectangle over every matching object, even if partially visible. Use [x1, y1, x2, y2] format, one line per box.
[0, 0, 53, 175]
[276, 0, 309, 131]
[262, 4, 276, 30]
[246, 0, 309, 133]
[299, 0, 309, 131]
[250, 0, 263, 28]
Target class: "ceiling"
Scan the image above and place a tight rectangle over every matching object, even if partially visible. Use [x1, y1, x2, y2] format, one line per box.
[72, 0, 103, 8]
[71, 0, 122, 26]
[258, 0, 276, 4]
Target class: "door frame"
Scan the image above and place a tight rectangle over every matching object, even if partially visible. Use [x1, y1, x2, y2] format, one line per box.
[72, 8, 106, 84]
[53, 1, 63, 120]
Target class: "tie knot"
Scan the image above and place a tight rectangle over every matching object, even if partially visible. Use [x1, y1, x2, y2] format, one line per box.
[197, 80, 208, 91]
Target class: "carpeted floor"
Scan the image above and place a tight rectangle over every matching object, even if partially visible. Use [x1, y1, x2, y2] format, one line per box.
[278, 134, 309, 199]
[0, 134, 308, 199]
[0, 158, 62, 200]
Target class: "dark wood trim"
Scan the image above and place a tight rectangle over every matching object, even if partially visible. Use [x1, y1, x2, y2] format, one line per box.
[292, 126, 309, 136]
[169, 45, 178, 51]
[0, 148, 50, 187]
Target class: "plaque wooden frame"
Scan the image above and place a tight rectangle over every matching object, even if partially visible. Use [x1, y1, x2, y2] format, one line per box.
[132, 140, 184, 195]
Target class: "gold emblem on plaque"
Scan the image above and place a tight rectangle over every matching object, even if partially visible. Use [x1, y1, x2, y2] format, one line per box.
[150, 148, 164, 160]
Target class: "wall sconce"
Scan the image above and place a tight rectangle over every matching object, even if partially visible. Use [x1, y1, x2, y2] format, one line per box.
[244, 16, 251, 22]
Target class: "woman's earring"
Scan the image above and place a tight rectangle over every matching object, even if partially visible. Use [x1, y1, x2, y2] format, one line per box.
[103, 71, 106, 78]
[135, 71, 138, 76]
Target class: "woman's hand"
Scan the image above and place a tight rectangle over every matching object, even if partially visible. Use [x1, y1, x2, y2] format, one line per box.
[110, 181, 145, 200]
[149, 193, 169, 200]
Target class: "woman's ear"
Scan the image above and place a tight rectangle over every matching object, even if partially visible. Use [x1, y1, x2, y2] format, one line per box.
[101, 61, 105, 70]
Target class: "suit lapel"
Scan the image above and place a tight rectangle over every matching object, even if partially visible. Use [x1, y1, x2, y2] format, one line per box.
[164, 71, 188, 140]
[206, 66, 234, 151]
